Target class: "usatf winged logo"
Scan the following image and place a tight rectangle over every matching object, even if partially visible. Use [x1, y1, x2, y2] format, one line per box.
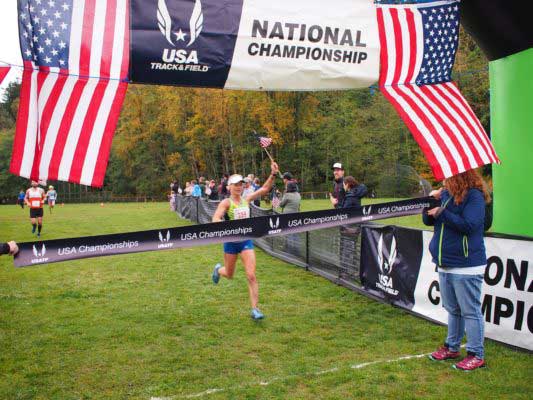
[159, 230, 171, 243]
[157, 0, 204, 47]
[376, 233, 399, 296]
[363, 206, 372, 216]
[32, 244, 46, 257]
[377, 233, 397, 275]
[158, 230, 174, 248]
[269, 217, 280, 230]
[268, 217, 281, 234]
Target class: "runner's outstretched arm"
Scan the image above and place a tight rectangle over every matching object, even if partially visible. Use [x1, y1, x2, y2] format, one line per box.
[246, 162, 279, 203]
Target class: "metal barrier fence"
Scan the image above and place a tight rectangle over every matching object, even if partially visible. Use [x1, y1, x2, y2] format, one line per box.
[176, 195, 363, 289]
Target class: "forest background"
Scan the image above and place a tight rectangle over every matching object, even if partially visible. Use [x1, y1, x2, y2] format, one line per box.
[0, 29, 491, 196]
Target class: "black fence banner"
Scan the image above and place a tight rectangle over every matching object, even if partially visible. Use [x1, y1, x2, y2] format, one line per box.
[361, 224, 533, 351]
[14, 197, 436, 267]
[360, 225, 424, 308]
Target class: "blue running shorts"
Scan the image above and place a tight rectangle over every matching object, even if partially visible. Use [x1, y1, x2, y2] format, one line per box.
[223, 240, 254, 254]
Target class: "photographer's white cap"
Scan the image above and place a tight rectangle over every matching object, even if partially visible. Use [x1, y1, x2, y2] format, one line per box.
[332, 162, 343, 170]
[228, 174, 245, 185]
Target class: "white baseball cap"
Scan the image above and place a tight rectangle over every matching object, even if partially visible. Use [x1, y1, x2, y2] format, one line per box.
[228, 174, 245, 185]
[332, 162, 343, 170]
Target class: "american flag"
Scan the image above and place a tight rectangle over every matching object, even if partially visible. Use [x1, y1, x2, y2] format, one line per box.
[0, 65, 10, 85]
[10, 0, 130, 187]
[376, 0, 499, 180]
[271, 195, 280, 209]
[254, 133, 273, 148]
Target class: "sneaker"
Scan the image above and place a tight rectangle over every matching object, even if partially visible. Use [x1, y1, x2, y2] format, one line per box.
[453, 355, 485, 371]
[251, 308, 264, 320]
[37, 233, 40, 238]
[212, 263, 221, 284]
[32, 226, 36, 234]
[429, 345, 461, 361]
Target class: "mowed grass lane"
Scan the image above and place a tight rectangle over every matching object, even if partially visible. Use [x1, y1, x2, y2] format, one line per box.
[0, 202, 530, 399]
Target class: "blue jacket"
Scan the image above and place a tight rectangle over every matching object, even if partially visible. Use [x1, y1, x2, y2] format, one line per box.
[191, 184, 201, 197]
[341, 184, 367, 209]
[423, 188, 486, 268]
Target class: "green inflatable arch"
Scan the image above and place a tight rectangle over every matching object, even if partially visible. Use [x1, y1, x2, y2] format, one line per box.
[461, 2, 532, 237]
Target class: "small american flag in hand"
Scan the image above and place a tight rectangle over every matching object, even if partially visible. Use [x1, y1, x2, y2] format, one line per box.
[258, 136, 273, 148]
[271, 195, 280, 209]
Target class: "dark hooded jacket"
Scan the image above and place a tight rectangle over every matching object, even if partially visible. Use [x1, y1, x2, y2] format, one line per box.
[340, 184, 368, 209]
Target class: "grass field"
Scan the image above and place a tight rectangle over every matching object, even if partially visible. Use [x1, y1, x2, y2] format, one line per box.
[0, 202, 531, 399]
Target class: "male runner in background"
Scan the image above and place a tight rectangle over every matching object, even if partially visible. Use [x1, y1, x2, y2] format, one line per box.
[16, 190, 25, 209]
[45, 185, 57, 214]
[25, 181, 45, 237]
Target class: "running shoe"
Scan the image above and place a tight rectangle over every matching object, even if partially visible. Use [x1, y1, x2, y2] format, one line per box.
[212, 263, 221, 284]
[428, 345, 461, 361]
[251, 308, 264, 320]
[453, 355, 486, 371]
[32, 226, 36, 234]
[37, 232, 40, 238]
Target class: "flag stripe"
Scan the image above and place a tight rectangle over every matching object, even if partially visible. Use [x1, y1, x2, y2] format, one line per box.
[382, 86, 447, 178]
[68, 80, 107, 183]
[409, 84, 472, 170]
[0, 66, 10, 84]
[48, 79, 88, 179]
[91, 82, 128, 186]
[40, 76, 79, 179]
[442, 82, 499, 161]
[91, 0, 130, 187]
[19, 68, 39, 179]
[397, 84, 458, 174]
[423, 85, 488, 165]
[10, 66, 33, 177]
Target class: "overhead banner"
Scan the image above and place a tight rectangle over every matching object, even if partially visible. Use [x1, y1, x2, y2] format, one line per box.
[130, 0, 380, 90]
[360, 226, 533, 351]
[13, 197, 435, 267]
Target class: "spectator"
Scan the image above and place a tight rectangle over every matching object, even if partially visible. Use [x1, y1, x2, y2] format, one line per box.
[330, 162, 345, 208]
[340, 176, 367, 209]
[219, 174, 229, 198]
[242, 177, 255, 198]
[207, 180, 219, 201]
[252, 178, 261, 207]
[199, 177, 206, 197]
[191, 180, 201, 197]
[280, 180, 301, 214]
[169, 190, 177, 211]
[184, 181, 192, 196]
[282, 172, 299, 193]
[0, 241, 18, 256]
[423, 169, 491, 371]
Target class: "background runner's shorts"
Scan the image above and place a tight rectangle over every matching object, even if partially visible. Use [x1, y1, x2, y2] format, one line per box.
[30, 208, 44, 218]
[48, 200, 55, 206]
[223, 240, 254, 254]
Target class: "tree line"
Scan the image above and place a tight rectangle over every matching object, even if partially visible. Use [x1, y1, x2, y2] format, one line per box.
[0, 29, 490, 197]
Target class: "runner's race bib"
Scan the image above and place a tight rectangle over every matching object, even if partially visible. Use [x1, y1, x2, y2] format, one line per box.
[233, 206, 250, 220]
[31, 200, 41, 208]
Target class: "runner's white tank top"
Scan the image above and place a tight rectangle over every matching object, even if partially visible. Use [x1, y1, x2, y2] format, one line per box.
[28, 188, 44, 209]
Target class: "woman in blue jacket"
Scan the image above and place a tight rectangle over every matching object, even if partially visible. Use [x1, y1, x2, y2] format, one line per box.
[340, 176, 367, 209]
[423, 169, 491, 371]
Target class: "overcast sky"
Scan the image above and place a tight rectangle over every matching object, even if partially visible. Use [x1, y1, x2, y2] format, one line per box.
[0, 1, 23, 96]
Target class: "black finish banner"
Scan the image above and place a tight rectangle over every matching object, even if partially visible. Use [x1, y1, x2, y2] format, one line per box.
[14, 197, 436, 267]
[360, 225, 424, 309]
